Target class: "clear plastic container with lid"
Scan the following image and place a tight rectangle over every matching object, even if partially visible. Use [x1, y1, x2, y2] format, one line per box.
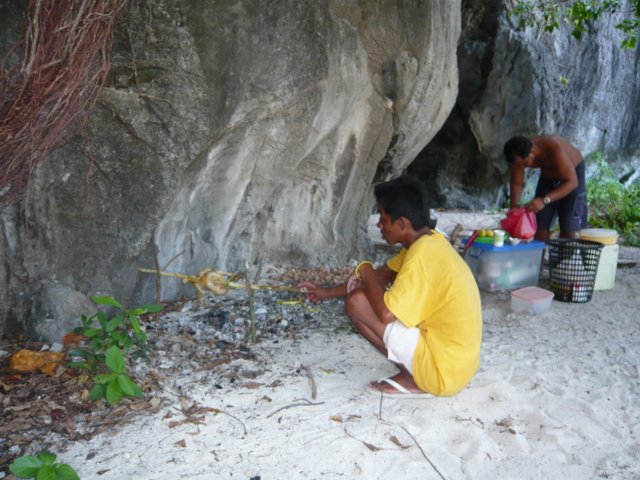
[463, 240, 546, 291]
[511, 286, 554, 314]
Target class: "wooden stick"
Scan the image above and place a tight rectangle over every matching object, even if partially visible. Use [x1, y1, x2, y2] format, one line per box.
[302, 365, 317, 400]
[138, 268, 301, 293]
[266, 399, 324, 418]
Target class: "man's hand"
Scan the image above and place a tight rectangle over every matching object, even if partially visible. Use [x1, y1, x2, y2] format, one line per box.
[346, 274, 362, 294]
[525, 197, 545, 213]
[297, 281, 329, 303]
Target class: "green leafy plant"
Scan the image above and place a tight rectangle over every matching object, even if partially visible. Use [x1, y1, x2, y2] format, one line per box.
[10, 451, 79, 480]
[88, 345, 144, 406]
[510, 0, 640, 48]
[68, 296, 162, 406]
[69, 296, 161, 372]
[587, 153, 640, 246]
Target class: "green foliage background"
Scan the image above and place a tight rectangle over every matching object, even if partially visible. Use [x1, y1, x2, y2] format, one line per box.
[586, 153, 640, 246]
[511, 0, 640, 48]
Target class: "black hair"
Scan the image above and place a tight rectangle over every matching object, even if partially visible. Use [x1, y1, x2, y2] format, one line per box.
[374, 175, 434, 230]
[503, 136, 533, 163]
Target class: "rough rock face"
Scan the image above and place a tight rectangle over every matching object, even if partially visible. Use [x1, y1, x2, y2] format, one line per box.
[410, 0, 640, 209]
[2, 1, 639, 341]
[0, 1, 461, 340]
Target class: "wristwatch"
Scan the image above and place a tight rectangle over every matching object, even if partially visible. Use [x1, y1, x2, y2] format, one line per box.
[543, 196, 551, 205]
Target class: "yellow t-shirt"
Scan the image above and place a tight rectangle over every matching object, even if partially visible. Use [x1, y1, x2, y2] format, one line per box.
[384, 232, 482, 396]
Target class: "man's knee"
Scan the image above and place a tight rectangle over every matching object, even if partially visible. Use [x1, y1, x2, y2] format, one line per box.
[344, 289, 368, 319]
[559, 230, 578, 239]
[535, 229, 550, 242]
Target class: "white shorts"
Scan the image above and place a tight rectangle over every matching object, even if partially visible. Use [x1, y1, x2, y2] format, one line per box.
[383, 320, 420, 374]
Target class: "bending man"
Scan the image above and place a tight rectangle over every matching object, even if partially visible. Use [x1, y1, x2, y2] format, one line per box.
[503, 135, 588, 241]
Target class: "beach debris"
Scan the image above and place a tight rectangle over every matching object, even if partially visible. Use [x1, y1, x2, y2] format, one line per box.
[241, 381, 263, 389]
[343, 427, 382, 451]
[9, 350, 65, 376]
[63, 332, 84, 348]
[302, 364, 317, 399]
[388, 435, 411, 450]
[0, 266, 349, 471]
[397, 425, 447, 480]
[495, 417, 517, 434]
[167, 397, 218, 429]
[266, 398, 325, 418]
[330, 414, 361, 423]
[363, 441, 381, 452]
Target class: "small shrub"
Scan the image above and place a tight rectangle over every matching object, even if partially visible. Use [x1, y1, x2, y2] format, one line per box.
[10, 451, 79, 480]
[587, 153, 640, 247]
[69, 296, 162, 406]
[88, 345, 144, 406]
[69, 296, 161, 373]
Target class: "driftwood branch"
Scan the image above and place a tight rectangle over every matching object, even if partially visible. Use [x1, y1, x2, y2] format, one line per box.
[399, 424, 447, 480]
[302, 365, 317, 400]
[266, 398, 325, 419]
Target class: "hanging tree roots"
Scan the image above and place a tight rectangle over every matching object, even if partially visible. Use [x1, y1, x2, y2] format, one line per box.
[0, 0, 130, 204]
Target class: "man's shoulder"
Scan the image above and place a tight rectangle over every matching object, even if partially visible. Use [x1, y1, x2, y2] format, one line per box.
[533, 134, 564, 148]
[535, 134, 579, 152]
[408, 232, 455, 259]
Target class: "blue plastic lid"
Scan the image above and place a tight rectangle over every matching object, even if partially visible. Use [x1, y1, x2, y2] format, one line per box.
[464, 238, 546, 251]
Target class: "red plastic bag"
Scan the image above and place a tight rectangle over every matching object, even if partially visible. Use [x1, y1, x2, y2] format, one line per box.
[500, 208, 537, 239]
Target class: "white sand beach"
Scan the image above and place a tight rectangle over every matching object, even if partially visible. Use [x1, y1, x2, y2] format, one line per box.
[52, 238, 640, 480]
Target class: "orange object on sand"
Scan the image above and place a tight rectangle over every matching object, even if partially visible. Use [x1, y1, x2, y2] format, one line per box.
[9, 349, 65, 376]
[63, 331, 84, 347]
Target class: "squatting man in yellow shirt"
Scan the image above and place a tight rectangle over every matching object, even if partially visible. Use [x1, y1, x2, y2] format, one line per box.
[299, 176, 482, 397]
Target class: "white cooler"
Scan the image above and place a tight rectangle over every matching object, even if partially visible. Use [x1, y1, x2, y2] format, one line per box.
[579, 228, 619, 290]
[593, 244, 619, 290]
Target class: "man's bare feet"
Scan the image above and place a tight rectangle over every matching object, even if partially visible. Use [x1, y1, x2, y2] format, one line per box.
[368, 370, 423, 395]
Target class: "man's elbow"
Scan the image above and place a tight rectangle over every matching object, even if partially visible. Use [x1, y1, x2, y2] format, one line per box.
[566, 179, 578, 191]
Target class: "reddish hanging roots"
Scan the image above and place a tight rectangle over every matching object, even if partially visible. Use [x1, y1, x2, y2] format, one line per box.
[0, 0, 129, 204]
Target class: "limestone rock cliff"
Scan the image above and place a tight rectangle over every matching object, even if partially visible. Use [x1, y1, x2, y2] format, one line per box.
[0, 1, 460, 339]
[2, 1, 639, 341]
[410, 0, 640, 209]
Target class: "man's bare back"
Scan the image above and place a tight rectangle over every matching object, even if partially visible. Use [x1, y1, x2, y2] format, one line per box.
[530, 135, 583, 180]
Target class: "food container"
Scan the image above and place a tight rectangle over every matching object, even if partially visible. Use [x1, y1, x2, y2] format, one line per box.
[463, 240, 546, 291]
[579, 228, 618, 245]
[511, 287, 554, 315]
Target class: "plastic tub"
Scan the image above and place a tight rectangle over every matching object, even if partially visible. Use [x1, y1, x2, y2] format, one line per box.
[511, 287, 554, 315]
[579, 228, 618, 245]
[463, 239, 546, 291]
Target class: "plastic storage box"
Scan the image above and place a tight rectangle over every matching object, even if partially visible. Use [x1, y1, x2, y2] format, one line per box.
[464, 240, 546, 291]
[511, 286, 554, 315]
